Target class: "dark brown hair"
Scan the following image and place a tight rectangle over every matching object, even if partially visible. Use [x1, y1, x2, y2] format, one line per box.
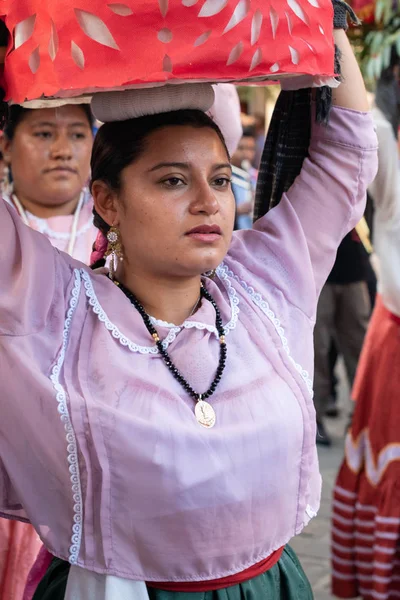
[90, 109, 228, 243]
[4, 104, 94, 140]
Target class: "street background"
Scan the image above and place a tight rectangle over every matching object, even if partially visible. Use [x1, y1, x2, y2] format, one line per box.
[291, 361, 356, 600]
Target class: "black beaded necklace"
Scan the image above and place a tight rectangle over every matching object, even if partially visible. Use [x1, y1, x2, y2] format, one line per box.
[114, 279, 227, 428]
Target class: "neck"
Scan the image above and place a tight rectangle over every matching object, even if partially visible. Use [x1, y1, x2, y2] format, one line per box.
[12, 191, 82, 218]
[118, 269, 202, 325]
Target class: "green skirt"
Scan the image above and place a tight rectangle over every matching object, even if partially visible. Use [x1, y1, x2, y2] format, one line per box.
[33, 546, 313, 600]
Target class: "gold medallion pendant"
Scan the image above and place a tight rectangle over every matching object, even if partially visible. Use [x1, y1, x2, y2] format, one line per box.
[195, 399, 216, 428]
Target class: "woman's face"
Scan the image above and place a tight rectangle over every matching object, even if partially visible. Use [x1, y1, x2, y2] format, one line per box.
[95, 125, 235, 278]
[4, 105, 93, 207]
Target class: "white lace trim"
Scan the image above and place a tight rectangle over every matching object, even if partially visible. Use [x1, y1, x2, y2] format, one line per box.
[150, 315, 218, 336]
[224, 264, 314, 397]
[81, 270, 180, 353]
[81, 267, 240, 352]
[306, 504, 318, 519]
[150, 264, 240, 338]
[49, 269, 83, 564]
[216, 264, 240, 335]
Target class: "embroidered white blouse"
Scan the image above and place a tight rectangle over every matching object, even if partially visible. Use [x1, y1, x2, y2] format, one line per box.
[0, 107, 377, 597]
[369, 107, 400, 317]
[4, 191, 97, 263]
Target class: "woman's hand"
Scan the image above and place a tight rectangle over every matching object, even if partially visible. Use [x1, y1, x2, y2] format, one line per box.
[332, 29, 369, 112]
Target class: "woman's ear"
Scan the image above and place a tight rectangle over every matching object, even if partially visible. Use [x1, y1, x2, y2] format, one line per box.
[2, 136, 12, 166]
[91, 180, 120, 227]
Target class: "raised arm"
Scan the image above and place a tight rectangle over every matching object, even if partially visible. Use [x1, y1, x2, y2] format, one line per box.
[331, 29, 369, 112]
[228, 32, 378, 320]
[0, 197, 74, 336]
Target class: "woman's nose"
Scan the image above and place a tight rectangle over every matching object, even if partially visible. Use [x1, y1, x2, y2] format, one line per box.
[189, 182, 219, 215]
[50, 134, 73, 160]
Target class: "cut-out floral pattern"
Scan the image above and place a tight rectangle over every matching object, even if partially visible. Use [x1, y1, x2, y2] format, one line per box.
[223, 0, 250, 33]
[289, 45, 299, 64]
[158, 0, 169, 17]
[199, 0, 229, 17]
[251, 10, 263, 45]
[285, 11, 293, 35]
[158, 28, 173, 43]
[250, 47, 262, 71]
[48, 19, 59, 61]
[71, 41, 85, 68]
[269, 7, 278, 39]
[28, 46, 40, 73]
[107, 4, 133, 16]
[75, 9, 119, 50]
[227, 40, 243, 65]
[3, 0, 334, 104]
[163, 54, 173, 72]
[14, 14, 36, 49]
[194, 30, 211, 46]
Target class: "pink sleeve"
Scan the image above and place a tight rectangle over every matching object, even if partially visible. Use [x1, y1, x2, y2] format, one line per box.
[228, 106, 378, 319]
[0, 198, 76, 336]
[0, 199, 80, 517]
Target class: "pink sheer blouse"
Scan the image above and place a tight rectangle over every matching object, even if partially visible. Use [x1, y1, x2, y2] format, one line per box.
[0, 107, 377, 584]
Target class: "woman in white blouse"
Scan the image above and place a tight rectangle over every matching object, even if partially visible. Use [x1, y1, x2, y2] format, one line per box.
[331, 58, 400, 600]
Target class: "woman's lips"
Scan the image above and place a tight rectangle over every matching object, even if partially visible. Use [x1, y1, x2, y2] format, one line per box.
[186, 232, 221, 242]
[45, 167, 77, 174]
[185, 225, 222, 243]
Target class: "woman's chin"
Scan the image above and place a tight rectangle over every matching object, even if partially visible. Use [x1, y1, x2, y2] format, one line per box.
[190, 261, 223, 277]
[189, 248, 227, 273]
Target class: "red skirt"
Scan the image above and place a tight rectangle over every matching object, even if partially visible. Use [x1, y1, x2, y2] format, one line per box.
[331, 297, 400, 600]
[0, 518, 42, 600]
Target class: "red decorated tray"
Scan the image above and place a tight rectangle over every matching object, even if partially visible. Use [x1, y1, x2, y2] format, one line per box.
[0, 0, 335, 103]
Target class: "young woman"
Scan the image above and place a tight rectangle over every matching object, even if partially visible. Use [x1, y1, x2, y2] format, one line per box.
[331, 59, 400, 600]
[0, 102, 94, 600]
[0, 30, 376, 600]
[2, 102, 95, 262]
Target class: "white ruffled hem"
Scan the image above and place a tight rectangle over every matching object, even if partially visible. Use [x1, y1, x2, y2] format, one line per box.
[66, 567, 150, 600]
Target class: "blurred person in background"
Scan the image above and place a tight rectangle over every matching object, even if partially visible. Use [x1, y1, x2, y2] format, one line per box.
[231, 126, 258, 229]
[0, 101, 94, 600]
[232, 126, 258, 188]
[2, 103, 96, 262]
[313, 226, 374, 445]
[254, 113, 266, 168]
[331, 52, 400, 600]
[210, 84, 256, 230]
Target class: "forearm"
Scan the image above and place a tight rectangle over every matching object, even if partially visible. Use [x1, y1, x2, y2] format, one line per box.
[332, 29, 369, 112]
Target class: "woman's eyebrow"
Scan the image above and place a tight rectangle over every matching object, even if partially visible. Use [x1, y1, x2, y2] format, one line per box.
[149, 162, 232, 172]
[149, 162, 190, 172]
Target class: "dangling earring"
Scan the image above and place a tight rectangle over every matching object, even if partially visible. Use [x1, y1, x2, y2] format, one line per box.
[203, 269, 216, 279]
[2, 164, 12, 196]
[105, 225, 123, 280]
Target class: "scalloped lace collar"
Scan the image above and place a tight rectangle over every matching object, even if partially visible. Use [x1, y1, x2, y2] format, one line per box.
[81, 264, 239, 354]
